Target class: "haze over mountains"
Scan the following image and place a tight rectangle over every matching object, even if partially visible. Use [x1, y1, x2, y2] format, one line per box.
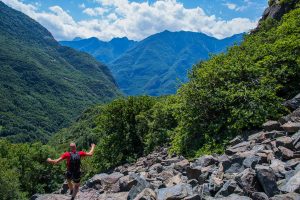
[0, 2, 120, 142]
[61, 31, 244, 96]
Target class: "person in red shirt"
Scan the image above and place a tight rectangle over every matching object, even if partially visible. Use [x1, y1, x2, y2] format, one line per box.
[47, 142, 95, 200]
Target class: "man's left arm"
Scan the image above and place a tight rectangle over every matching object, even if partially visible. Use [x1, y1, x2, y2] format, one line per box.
[85, 143, 96, 156]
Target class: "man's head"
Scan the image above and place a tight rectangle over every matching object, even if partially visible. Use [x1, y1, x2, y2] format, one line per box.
[70, 142, 76, 152]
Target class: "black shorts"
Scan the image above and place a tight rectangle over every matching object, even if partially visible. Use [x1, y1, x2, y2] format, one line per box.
[65, 171, 81, 183]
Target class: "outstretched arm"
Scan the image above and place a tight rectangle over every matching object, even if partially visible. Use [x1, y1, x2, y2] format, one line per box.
[86, 143, 96, 156]
[47, 157, 63, 165]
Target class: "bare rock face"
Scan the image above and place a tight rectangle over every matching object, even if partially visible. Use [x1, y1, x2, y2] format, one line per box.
[253, 0, 298, 32]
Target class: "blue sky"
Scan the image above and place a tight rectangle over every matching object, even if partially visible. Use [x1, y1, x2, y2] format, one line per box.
[2, 0, 268, 41]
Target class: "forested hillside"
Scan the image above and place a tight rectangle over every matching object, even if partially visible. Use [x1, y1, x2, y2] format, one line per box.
[0, 2, 120, 142]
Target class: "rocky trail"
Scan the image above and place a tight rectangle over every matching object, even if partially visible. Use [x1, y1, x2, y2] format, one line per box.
[32, 94, 300, 200]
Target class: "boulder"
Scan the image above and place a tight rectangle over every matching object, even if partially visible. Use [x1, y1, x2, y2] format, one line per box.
[165, 174, 185, 187]
[215, 194, 252, 200]
[133, 188, 156, 200]
[255, 165, 279, 197]
[236, 168, 261, 194]
[281, 122, 300, 133]
[192, 155, 218, 168]
[243, 155, 262, 169]
[270, 192, 300, 200]
[184, 194, 200, 200]
[252, 192, 269, 200]
[214, 180, 243, 198]
[98, 192, 129, 200]
[278, 146, 294, 160]
[174, 159, 189, 172]
[280, 170, 300, 193]
[283, 93, 300, 110]
[127, 174, 151, 200]
[119, 175, 138, 192]
[263, 121, 281, 132]
[229, 136, 243, 146]
[149, 163, 163, 173]
[157, 184, 193, 200]
[186, 166, 202, 180]
[226, 142, 250, 155]
[269, 159, 286, 178]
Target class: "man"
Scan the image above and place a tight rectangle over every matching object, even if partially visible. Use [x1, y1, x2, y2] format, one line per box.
[47, 143, 95, 200]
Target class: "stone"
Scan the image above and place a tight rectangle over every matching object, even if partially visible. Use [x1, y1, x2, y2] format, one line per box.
[229, 136, 243, 146]
[127, 174, 151, 200]
[157, 184, 193, 200]
[186, 166, 202, 180]
[252, 192, 269, 200]
[165, 174, 184, 187]
[174, 159, 189, 172]
[133, 188, 156, 200]
[98, 191, 129, 200]
[286, 158, 300, 169]
[149, 163, 163, 173]
[269, 159, 286, 178]
[263, 121, 281, 132]
[275, 136, 294, 149]
[280, 170, 300, 193]
[270, 192, 300, 200]
[187, 179, 198, 188]
[283, 93, 300, 110]
[208, 174, 224, 193]
[225, 162, 245, 174]
[281, 122, 300, 133]
[243, 156, 262, 169]
[119, 175, 138, 192]
[215, 194, 252, 200]
[255, 165, 279, 197]
[214, 180, 242, 198]
[184, 194, 200, 200]
[278, 146, 294, 160]
[236, 168, 260, 195]
[226, 142, 250, 155]
[192, 155, 218, 168]
[248, 131, 268, 142]
[292, 131, 300, 150]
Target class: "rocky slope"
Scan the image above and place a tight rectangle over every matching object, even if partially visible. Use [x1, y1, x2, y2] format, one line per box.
[32, 94, 300, 199]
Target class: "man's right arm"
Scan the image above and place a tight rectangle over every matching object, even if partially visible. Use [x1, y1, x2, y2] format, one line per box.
[47, 156, 64, 164]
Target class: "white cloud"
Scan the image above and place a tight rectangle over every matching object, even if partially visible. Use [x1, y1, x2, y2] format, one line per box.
[224, 2, 247, 11]
[1, 0, 258, 41]
[79, 3, 85, 9]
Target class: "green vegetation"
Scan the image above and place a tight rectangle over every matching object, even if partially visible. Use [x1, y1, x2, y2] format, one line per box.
[0, 2, 120, 142]
[0, 139, 65, 199]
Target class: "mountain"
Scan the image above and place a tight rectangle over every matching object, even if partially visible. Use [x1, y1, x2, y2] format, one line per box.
[61, 31, 243, 96]
[110, 31, 244, 95]
[60, 37, 137, 64]
[0, 2, 120, 142]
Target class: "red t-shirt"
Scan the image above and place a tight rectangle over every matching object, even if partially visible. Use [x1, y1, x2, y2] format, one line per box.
[61, 151, 87, 170]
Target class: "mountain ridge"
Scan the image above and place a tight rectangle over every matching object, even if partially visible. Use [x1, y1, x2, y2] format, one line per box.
[61, 31, 244, 96]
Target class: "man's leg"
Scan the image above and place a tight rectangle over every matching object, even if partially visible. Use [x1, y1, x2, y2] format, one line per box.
[65, 171, 73, 195]
[71, 182, 80, 200]
[71, 171, 81, 200]
[67, 179, 74, 195]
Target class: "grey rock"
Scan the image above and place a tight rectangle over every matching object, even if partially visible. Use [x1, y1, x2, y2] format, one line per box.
[270, 192, 300, 200]
[281, 122, 300, 133]
[263, 121, 281, 132]
[215, 194, 252, 200]
[256, 165, 279, 197]
[236, 168, 261, 195]
[128, 174, 151, 200]
[283, 93, 300, 110]
[215, 180, 242, 198]
[243, 156, 262, 169]
[133, 188, 156, 200]
[280, 170, 300, 193]
[192, 155, 218, 168]
[157, 184, 193, 200]
[252, 192, 269, 200]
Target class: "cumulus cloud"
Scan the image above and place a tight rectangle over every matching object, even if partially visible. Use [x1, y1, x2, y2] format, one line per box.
[1, 0, 258, 41]
[224, 2, 247, 11]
